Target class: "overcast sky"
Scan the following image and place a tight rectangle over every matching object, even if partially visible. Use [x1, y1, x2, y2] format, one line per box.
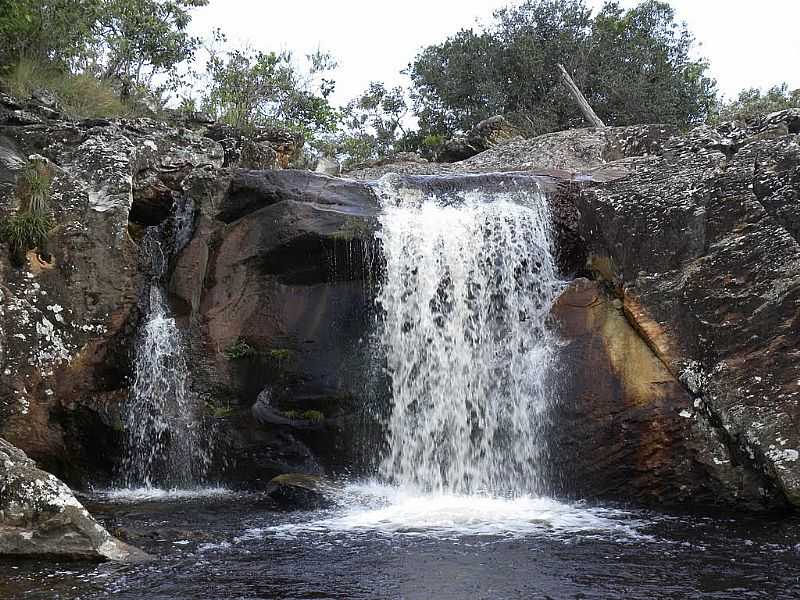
[189, 0, 800, 104]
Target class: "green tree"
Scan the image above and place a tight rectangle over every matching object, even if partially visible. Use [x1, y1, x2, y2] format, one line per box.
[337, 82, 411, 165]
[716, 83, 800, 123]
[199, 39, 340, 141]
[408, 0, 716, 140]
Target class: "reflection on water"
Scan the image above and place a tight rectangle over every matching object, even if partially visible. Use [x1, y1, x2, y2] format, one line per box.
[4, 488, 800, 600]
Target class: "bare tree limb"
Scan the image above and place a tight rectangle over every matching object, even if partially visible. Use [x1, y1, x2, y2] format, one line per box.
[557, 63, 605, 128]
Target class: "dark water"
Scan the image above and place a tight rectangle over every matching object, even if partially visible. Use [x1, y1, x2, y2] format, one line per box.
[3, 487, 800, 600]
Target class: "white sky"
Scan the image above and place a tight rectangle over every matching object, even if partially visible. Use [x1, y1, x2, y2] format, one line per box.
[189, 0, 800, 104]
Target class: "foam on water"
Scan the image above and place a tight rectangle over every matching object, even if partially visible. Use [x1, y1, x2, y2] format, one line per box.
[247, 482, 647, 541]
[98, 486, 232, 503]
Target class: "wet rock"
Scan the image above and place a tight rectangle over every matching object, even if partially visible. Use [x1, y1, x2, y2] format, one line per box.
[265, 473, 335, 510]
[574, 110, 800, 508]
[549, 279, 778, 509]
[0, 438, 148, 561]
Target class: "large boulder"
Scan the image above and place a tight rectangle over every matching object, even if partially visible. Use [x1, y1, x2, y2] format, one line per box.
[437, 115, 524, 163]
[0, 438, 147, 560]
[574, 109, 800, 507]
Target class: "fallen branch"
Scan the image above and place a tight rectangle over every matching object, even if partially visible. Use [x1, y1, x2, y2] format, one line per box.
[557, 63, 605, 128]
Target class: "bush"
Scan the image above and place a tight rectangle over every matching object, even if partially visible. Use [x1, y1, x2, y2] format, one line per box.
[715, 84, 800, 123]
[3, 58, 129, 118]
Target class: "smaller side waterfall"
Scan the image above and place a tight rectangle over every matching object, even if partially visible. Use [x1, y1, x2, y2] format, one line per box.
[122, 199, 209, 488]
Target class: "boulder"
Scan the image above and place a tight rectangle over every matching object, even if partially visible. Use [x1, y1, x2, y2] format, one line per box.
[438, 115, 524, 162]
[0, 438, 148, 561]
[265, 473, 335, 510]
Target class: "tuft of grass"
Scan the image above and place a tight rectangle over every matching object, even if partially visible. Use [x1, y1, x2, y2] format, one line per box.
[3, 58, 129, 119]
[17, 159, 52, 214]
[0, 212, 52, 254]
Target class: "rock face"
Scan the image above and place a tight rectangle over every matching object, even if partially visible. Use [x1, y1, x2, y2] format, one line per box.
[572, 109, 800, 508]
[437, 115, 524, 162]
[549, 279, 778, 509]
[0, 94, 224, 484]
[0, 437, 147, 560]
[170, 169, 384, 487]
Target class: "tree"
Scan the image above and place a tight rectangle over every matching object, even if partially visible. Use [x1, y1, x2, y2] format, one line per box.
[0, 0, 101, 71]
[199, 39, 340, 142]
[407, 0, 716, 140]
[94, 0, 209, 88]
[337, 82, 412, 165]
[716, 83, 800, 123]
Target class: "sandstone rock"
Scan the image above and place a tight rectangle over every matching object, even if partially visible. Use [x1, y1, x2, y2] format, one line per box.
[575, 111, 800, 507]
[549, 280, 778, 509]
[0, 95, 224, 484]
[0, 438, 148, 560]
[346, 124, 676, 180]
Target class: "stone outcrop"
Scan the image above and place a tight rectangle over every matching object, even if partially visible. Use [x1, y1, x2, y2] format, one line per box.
[0, 437, 147, 560]
[573, 109, 800, 508]
[169, 169, 384, 487]
[437, 115, 524, 163]
[0, 94, 224, 484]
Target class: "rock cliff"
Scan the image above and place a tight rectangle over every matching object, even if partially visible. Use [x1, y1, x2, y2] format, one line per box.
[1, 84, 799, 563]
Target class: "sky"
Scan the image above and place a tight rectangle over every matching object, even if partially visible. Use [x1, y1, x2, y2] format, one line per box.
[188, 0, 800, 104]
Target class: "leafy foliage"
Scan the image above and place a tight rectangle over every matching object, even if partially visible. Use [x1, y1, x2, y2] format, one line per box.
[408, 0, 717, 140]
[715, 83, 800, 123]
[336, 82, 412, 166]
[199, 35, 340, 144]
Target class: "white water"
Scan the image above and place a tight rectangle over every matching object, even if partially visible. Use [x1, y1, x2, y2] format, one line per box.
[374, 176, 562, 496]
[121, 204, 210, 489]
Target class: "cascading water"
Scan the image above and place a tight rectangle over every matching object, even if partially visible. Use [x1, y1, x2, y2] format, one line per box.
[374, 175, 563, 496]
[121, 198, 210, 489]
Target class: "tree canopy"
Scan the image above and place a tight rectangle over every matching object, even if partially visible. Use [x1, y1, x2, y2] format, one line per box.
[408, 0, 717, 139]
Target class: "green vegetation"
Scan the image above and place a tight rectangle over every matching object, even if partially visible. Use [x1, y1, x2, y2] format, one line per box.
[715, 83, 800, 123]
[0, 0, 207, 117]
[223, 339, 258, 360]
[199, 34, 339, 141]
[281, 409, 325, 423]
[407, 0, 716, 141]
[0, 157, 53, 263]
[0, 0, 792, 165]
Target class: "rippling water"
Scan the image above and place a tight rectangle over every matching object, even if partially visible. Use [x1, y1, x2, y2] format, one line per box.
[4, 488, 800, 600]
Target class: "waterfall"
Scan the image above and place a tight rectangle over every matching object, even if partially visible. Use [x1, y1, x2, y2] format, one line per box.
[375, 175, 562, 496]
[121, 199, 209, 489]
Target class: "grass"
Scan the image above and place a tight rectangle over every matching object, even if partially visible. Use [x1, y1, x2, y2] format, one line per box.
[2, 58, 130, 119]
[17, 159, 52, 214]
[0, 212, 52, 254]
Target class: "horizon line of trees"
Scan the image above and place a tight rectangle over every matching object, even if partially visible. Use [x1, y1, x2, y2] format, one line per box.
[1, 0, 798, 167]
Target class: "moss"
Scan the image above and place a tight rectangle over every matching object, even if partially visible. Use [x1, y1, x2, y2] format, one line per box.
[268, 349, 293, 361]
[333, 216, 371, 241]
[223, 339, 258, 360]
[280, 409, 325, 422]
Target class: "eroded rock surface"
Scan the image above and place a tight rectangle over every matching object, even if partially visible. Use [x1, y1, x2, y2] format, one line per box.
[0, 438, 147, 560]
[574, 109, 800, 508]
